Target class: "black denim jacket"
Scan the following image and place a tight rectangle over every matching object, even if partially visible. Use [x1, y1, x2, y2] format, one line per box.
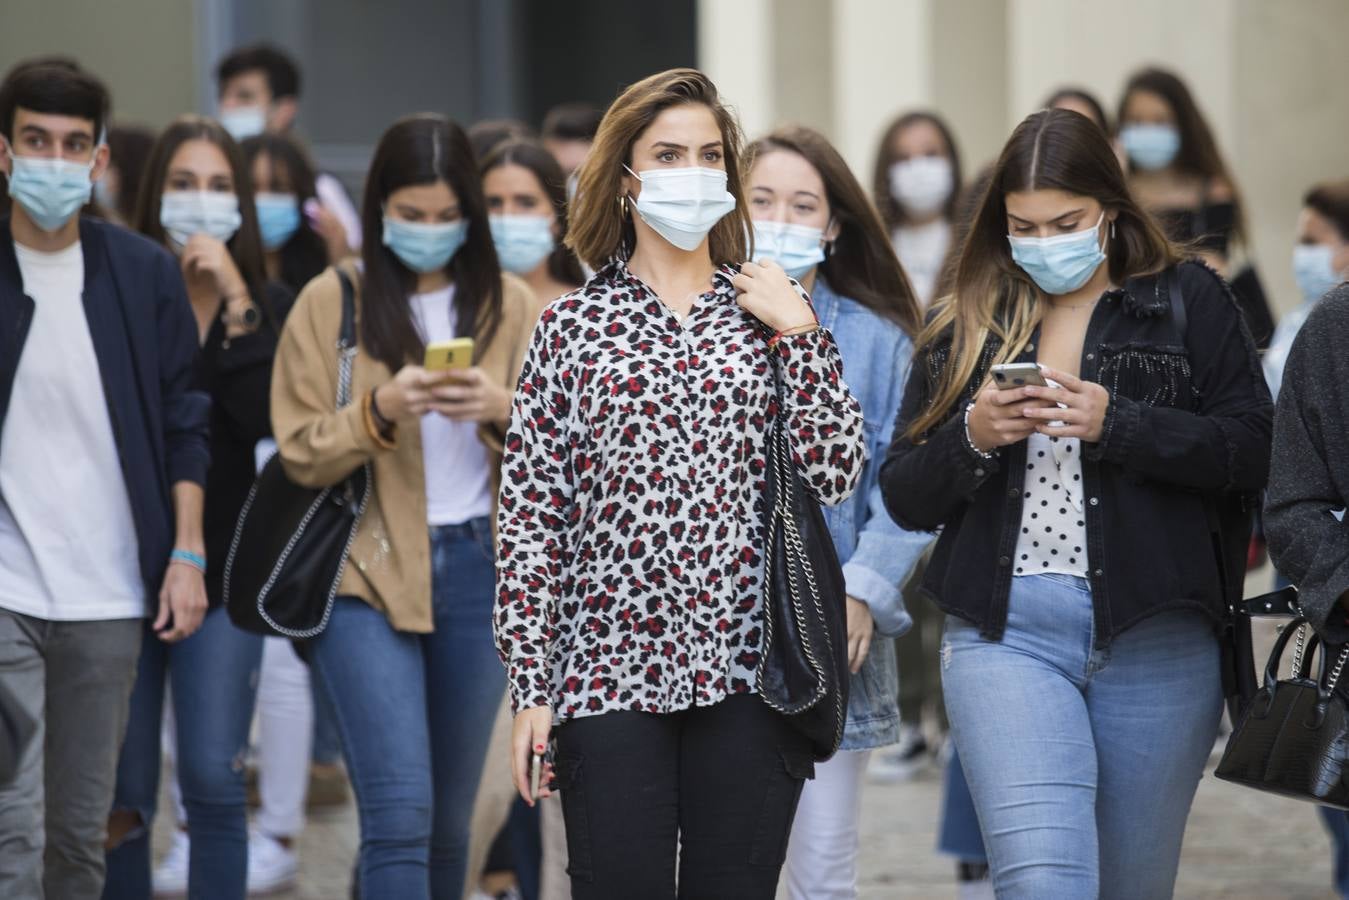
[880, 261, 1272, 648]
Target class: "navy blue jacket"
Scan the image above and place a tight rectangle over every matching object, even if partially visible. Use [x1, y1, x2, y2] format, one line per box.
[0, 216, 210, 613]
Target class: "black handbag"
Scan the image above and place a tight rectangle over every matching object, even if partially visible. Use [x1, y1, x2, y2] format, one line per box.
[754, 344, 851, 762]
[222, 269, 371, 638]
[1215, 614, 1349, 809]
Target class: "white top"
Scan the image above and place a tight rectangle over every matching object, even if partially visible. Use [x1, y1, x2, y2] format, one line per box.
[1013, 431, 1089, 578]
[409, 285, 492, 525]
[892, 219, 951, 308]
[0, 241, 144, 620]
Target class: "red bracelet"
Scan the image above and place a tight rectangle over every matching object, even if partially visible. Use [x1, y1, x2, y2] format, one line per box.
[767, 322, 820, 349]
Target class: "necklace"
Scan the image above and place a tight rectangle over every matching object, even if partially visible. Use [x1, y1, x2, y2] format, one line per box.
[1048, 298, 1098, 312]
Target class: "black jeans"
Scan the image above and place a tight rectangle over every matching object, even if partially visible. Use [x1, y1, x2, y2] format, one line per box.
[552, 693, 814, 900]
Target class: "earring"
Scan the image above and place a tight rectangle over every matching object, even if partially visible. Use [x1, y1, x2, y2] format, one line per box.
[618, 195, 630, 218]
[1110, 220, 1116, 239]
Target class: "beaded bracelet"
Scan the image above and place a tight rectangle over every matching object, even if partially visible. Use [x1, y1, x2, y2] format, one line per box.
[169, 549, 207, 573]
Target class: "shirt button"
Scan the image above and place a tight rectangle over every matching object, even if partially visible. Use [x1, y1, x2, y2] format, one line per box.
[357, 560, 367, 572]
[1089, 497, 1099, 506]
[1094, 568, 1104, 577]
[998, 556, 1011, 566]
[1008, 487, 1020, 498]
[1086, 353, 1096, 361]
[974, 468, 986, 478]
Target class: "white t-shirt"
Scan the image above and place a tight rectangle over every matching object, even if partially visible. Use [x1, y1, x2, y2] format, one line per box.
[409, 285, 493, 525]
[892, 219, 952, 309]
[0, 241, 144, 620]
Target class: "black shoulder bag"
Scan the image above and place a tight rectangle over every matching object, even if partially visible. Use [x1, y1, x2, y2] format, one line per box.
[754, 342, 851, 762]
[223, 269, 371, 638]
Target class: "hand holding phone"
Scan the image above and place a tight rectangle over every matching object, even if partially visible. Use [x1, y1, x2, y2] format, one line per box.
[423, 337, 475, 373]
[989, 362, 1048, 389]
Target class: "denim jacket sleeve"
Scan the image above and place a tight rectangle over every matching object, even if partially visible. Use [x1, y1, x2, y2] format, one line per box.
[842, 332, 933, 637]
[156, 250, 210, 487]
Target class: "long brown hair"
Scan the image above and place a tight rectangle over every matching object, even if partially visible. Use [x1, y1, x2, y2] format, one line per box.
[748, 125, 921, 337]
[134, 114, 268, 309]
[1305, 180, 1349, 243]
[566, 68, 750, 270]
[479, 138, 585, 288]
[872, 110, 962, 230]
[907, 108, 1178, 439]
[1118, 67, 1247, 245]
[240, 132, 328, 295]
[359, 114, 503, 372]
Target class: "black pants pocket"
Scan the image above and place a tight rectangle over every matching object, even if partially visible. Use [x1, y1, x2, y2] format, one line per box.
[553, 753, 594, 883]
[748, 748, 815, 867]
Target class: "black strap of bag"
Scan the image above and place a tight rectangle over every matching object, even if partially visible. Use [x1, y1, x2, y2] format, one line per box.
[223, 268, 371, 638]
[754, 340, 851, 762]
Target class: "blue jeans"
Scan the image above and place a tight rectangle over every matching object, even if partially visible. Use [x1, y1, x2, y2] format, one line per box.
[104, 607, 263, 900]
[309, 518, 504, 899]
[936, 747, 986, 864]
[1320, 807, 1349, 898]
[942, 573, 1222, 900]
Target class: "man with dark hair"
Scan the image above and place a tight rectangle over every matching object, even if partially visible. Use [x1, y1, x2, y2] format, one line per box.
[214, 41, 361, 251]
[540, 102, 602, 176]
[0, 61, 209, 899]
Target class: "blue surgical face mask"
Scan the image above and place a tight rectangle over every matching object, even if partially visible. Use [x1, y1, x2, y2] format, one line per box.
[752, 220, 826, 280]
[1293, 243, 1344, 305]
[219, 106, 267, 142]
[625, 165, 736, 252]
[6, 151, 96, 232]
[255, 192, 302, 250]
[490, 214, 555, 274]
[382, 216, 468, 273]
[1120, 123, 1181, 171]
[1008, 212, 1108, 295]
[160, 191, 243, 248]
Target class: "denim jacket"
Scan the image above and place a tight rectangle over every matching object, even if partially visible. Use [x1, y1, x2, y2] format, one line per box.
[812, 277, 934, 749]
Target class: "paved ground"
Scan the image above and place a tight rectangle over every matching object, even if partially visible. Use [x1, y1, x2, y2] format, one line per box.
[153, 752, 1339, 899]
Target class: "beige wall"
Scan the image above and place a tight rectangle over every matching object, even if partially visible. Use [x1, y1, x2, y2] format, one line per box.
[0, 0, 198, 130]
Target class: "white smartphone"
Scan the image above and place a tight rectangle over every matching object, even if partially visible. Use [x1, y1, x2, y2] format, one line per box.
[990, 362, 1048, 389]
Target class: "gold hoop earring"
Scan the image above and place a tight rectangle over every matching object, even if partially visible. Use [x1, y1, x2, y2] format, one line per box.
[1110, 220, 1116, 240]
[619, 195, 630, 218]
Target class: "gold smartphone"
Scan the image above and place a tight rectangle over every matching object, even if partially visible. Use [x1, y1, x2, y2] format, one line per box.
[423, 337, 475, 372]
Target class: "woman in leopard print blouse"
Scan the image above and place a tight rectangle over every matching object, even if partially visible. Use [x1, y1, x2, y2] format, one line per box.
[493, 69, 865, 899]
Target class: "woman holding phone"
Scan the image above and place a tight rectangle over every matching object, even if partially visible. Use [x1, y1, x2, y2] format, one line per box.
[494, 68, 866, 899]
[880, 109, 1271, 898]
[269, 113, 538, 899]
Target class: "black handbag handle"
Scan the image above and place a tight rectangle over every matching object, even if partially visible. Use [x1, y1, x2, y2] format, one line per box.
[1263, 617, 1311, 693]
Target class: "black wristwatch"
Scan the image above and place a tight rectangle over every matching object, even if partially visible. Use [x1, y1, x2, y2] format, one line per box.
[222, 300, 261, 331]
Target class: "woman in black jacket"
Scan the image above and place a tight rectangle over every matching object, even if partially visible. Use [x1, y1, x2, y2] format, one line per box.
[880, 109, 1271, 900]
[104, 115, 293, 900]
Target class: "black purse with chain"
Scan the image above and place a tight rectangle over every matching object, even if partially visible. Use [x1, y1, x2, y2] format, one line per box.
[754, 343, 851, 762]
[1216, 614, 1349, 809]
[223, 269, 371, 638]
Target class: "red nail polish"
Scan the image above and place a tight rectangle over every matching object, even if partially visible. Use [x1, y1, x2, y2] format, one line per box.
[535, 744, 544, 751]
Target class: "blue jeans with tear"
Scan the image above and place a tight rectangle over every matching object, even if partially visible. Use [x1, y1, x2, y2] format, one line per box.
[942, 572, 1222, 900]
[103, 606, 263, 900]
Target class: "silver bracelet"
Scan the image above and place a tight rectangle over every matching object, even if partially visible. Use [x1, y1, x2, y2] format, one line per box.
[963, 403, 995, 460]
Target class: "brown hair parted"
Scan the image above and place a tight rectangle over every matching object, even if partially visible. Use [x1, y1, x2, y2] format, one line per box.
[871, 110, 963, 230]
[748, 125, 921, 337]
[133, 114, 269, 312]
[480, 138, 585, 288]
[566, 68, 750, 271]
[906, 108, 1178, 439]
[1305, 180, 1349, 243]
[360, 114, 503, 373]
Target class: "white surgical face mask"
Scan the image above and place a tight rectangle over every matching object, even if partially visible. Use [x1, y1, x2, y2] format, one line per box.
[624, 164, 736, 252]
[219, 105, 267, 141]
[160, 190, 243, 248]
[888, 156, 954, 218]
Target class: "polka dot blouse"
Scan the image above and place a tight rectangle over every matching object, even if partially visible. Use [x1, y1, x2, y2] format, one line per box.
[1014, 430, 1088, 577]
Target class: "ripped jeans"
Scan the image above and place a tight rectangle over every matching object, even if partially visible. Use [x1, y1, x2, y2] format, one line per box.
[941, 573, 1221, 900]
[103, 607, 262, 900]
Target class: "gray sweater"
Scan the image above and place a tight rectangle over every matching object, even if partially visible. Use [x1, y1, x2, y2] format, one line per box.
[1266, 283, 1349, 640]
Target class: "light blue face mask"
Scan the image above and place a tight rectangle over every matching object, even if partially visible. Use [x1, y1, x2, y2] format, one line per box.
[6, 152, 96, 232]
[1120, 123, 1181, 171]
[382, 216, 468, 273]
[751, 220, 826, 280]
[255, 192, 302, 250]
[1293, 244, 1344, 305]
[490, 214, 555, 274]
[1008, 212, 1107, 295]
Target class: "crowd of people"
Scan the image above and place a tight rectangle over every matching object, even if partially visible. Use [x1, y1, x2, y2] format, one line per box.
[0, 38, 1346, 900]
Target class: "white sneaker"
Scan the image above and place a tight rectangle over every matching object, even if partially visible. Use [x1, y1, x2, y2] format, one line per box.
[151, 830, 190, 897]
[867, 725, 933, 783]
[247, 829, 298, 895]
